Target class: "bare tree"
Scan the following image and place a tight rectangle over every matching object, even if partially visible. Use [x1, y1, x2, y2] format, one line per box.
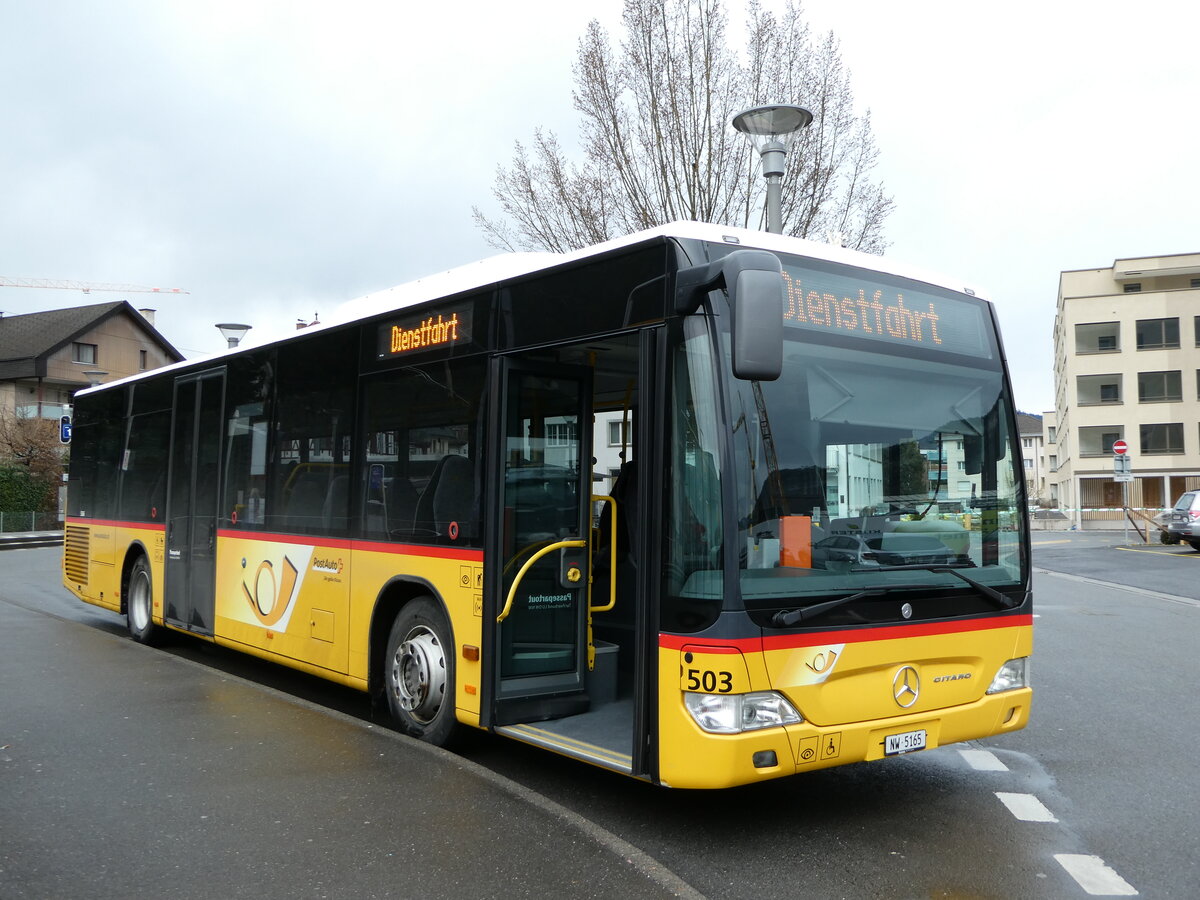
[0, 410, 64, 511]
[474, 0, 893, 254]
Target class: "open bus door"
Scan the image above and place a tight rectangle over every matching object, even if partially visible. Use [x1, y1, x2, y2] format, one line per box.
[489, 359, 595, 726]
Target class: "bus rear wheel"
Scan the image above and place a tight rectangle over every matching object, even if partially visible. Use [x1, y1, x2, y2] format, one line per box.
[126, 556, 161, 645]
[385, 598, 459, 746]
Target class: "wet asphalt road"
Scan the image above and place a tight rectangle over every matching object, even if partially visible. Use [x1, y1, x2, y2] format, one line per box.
[3, 538, 1197, 897]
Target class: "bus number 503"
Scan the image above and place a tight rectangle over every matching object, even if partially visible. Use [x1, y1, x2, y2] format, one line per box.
[686, 669, 733, 693]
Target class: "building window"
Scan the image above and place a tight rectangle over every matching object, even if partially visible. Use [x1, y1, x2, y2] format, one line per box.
[544, 422, 577, 446]
[1135, 317, 1179, 350]
[139, 349, 148, 370]
[1024, 458, 1033, 469]
[1139, 423, 1184, 455]
[1191, 278, 1200, 288]
[1194, 315, 1200, 347]
[1123, 282, 1141, 293]
[1077, 374, 1122, 405]
[607, 419, 629, 447]
[1047, 426, 1056, 443]
[1049, 455, 1057, 471]
[1075, 322, 1119, 353]
[1022, 437, 1033, 448]
[72, 342, 98, 364]
[1137, 370, 1182, 403]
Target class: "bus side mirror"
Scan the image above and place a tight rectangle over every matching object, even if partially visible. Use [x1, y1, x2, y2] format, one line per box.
[675, 250, 784, 381]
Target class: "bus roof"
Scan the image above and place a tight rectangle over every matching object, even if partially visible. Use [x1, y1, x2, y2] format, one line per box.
[76, 221, 990, 397]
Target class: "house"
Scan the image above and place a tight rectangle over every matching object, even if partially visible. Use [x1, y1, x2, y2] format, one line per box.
[0, 301, 183, 420]
[1016, 411, 1044, 503]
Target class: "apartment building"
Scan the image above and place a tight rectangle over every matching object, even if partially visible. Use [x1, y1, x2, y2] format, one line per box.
[1051, 253, 1200, 527]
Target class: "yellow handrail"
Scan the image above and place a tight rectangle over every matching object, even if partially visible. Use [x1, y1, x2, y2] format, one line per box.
[497, 538, 587, 623]
[590, 494, 617, 614]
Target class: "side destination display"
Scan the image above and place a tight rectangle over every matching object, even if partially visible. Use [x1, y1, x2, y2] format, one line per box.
[377, 305, 472, 360]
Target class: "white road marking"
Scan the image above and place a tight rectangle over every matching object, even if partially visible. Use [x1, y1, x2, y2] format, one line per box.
[995, 791, 1058, 822]
[1054, 854, 1138, 896]
[1032, 569, 1200, 609]
[959, 749, 1008, 771]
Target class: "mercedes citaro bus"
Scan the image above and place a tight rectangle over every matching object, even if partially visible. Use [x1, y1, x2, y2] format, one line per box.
[63, 222, 1031, 788]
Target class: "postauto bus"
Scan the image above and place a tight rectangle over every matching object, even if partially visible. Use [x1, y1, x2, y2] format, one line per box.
[63, 222, 1031, 788]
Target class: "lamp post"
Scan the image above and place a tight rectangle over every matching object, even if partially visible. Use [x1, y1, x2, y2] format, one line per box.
[732, 104, 813, 234]
[216, 323, 252, 349]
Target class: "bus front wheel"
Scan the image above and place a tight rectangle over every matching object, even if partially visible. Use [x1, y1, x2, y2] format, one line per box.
[126, 556, 161, 645]
[385, 598, 459, 746]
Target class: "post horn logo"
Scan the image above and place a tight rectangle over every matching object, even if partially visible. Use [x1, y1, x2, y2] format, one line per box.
[892, 665, 920, 708]
[242, 556, 300, 627]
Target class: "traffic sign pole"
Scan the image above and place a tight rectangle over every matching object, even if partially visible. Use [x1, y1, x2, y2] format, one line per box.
[1112, 444, 1133, 543]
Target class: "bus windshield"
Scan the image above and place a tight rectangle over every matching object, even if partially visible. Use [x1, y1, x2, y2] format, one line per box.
[666, 251, 1026, 629]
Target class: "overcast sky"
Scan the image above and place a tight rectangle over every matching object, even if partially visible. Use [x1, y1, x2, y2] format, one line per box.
[2, 0, 1196, 413]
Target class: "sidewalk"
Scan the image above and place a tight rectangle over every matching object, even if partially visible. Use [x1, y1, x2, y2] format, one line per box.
[0, 530, 62, 549]
[0, 600, 696, 899]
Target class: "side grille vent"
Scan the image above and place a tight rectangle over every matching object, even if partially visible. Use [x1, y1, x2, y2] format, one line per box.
[64, 526, 89, 585]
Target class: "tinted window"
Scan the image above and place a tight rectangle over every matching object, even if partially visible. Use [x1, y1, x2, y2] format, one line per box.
[222, 352, 274, 531]
[501, 245, 667, 349]
[67, 387, 127, 518]
[119, 410, 170, 522]
[268, 330, 358, 536]
[360, 356, 486, 546]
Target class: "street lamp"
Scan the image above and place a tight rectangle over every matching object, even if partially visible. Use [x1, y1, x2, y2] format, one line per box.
[82, 370, 107, 387]
[216, 323, 252, 349]
[732, 104, 813, 234]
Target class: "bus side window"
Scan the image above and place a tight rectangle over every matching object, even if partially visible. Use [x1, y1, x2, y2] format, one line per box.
[120, 409, 170, 523]
[361, 358, 484, 546]
[222, 353, 273, 529]
[268, 333, 356, 537]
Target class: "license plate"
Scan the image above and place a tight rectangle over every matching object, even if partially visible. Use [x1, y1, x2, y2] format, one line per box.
[885, 729, 927, 755]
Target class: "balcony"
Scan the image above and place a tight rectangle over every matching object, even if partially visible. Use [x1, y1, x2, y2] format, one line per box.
[16, 403, 69, 419]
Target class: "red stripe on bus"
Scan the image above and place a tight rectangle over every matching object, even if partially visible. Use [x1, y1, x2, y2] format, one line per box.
[64, 518, 482, 562]
[216, 530, 483, 561]
[660, 614, 1033, 653]
[65, 517, 165, 532]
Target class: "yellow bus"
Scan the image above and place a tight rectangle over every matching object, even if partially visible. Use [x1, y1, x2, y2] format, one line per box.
[63, 222, 1031, 789]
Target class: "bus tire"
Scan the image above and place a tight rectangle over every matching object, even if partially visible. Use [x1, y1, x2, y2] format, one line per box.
[384, 597, 459, 746]
[126, 556, 161, 645]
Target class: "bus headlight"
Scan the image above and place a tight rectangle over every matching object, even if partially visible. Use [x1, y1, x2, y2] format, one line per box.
[684, 691, 803, 734]
[986, 657, 1029, 694]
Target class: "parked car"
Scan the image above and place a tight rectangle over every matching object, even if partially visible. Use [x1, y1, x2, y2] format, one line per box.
[1161, 491, 1200, 550]
[811, 532, 965, 570]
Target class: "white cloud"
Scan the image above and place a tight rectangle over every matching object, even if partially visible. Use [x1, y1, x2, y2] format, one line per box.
[1, 0, 1196, 408]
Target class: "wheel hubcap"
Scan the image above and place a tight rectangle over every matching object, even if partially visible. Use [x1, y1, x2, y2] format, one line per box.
[391, 626, 445, 724]
[130, 572, 150, 631]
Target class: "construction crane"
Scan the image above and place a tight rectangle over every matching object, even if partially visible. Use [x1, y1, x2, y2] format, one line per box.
[0, 277, 188, 295]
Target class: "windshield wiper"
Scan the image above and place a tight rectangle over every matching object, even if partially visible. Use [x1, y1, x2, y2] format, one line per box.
[927, 566, 1021, 610]
[771, 587, 888, 627]
[849, 563, 1020, 611]
[770, 569, 1022, 628]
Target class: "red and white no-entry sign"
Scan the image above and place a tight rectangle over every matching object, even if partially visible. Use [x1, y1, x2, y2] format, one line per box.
[1112, 439, 1128, 455]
